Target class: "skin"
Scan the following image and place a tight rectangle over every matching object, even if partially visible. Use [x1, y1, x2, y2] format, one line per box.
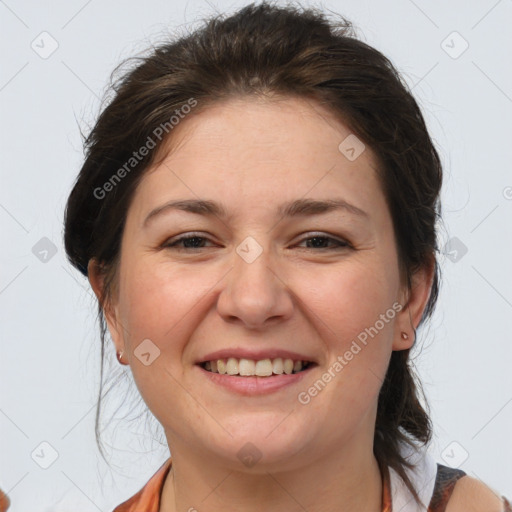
[446, 477, 507, 512]
[89, 95, 435, 512]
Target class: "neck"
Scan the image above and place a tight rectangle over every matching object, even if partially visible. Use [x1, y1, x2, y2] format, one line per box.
[159, 440, 383, 512]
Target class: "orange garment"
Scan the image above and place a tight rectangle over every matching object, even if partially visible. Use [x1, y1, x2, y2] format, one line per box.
[112, 458, 511, 512]
[113, 459, 171, 512]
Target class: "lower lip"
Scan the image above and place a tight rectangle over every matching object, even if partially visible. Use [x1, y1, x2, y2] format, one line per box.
[195, 365, 315, 396]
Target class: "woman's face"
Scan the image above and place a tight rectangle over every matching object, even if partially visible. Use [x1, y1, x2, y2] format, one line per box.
[92, 96, 431, 470]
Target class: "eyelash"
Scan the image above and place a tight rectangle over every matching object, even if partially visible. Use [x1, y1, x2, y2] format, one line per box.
[162, 233, 351, 251]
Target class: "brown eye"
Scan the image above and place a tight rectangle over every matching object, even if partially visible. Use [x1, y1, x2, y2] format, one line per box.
[162, 234, 215, 250]
[296, 234, 351, 250]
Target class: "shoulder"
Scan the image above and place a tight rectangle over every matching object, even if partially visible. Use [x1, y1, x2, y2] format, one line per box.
[446, 475, 509, 512]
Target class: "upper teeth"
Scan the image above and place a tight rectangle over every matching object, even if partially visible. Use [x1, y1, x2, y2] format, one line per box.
[203, 358, 309, 376]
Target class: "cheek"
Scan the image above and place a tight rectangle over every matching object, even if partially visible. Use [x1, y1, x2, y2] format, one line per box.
[116, 260, 212, 419]
[295, 257, 398, 402]
[298, 257, 398, 342]
[118, 259, 212, 353]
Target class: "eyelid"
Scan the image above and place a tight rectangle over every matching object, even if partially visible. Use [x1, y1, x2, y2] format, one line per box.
[293, 231, 350, 245]
[160, 232, 211, 248]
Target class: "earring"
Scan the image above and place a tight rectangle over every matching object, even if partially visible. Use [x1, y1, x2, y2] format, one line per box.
[401, 331, 409, 340]
[117, 350, 128, 365]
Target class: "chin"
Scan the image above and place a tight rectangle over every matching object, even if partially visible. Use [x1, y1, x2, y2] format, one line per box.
[203, 418, 316, 471]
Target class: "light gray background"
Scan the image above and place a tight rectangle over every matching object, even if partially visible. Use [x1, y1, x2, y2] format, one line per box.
[1, 0, 511, 510]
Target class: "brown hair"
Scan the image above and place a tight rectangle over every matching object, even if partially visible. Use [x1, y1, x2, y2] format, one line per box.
[63, 1, 442, 504]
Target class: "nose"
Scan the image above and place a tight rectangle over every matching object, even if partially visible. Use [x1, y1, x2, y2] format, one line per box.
[216, 242, 294, 330]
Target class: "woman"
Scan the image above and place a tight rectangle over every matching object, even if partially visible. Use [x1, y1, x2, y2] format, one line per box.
[63, 2, 511, 511]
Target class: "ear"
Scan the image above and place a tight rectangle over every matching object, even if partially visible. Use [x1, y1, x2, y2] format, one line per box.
[87, 258, 125, 354]
[392, 256, 435, 351]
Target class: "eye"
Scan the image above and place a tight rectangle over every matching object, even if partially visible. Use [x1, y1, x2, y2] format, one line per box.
[162, 233, 214, 250]
[294, 234, 351, 250]
[161, 232, 351, 251]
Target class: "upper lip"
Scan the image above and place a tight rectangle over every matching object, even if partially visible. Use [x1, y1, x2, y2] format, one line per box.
[196, 348, 317, 364]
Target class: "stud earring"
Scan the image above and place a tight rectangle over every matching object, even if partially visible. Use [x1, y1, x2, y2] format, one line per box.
[117, 350, 128, 365]
[400, 331, 409, 340]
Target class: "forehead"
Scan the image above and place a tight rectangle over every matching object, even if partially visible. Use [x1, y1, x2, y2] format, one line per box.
[156, 94, 372, 163]
[128, 95, 386, 225]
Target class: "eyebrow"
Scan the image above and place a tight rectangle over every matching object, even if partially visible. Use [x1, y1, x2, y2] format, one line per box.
[143, 197, 369, 228]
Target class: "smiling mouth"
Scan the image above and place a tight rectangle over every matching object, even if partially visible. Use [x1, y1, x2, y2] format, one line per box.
[198, 357, 316, 377]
